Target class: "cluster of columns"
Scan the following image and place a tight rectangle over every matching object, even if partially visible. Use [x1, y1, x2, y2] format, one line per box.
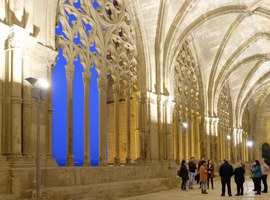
[0, 24, 56, 163]
[174, 104, 201, 163]
[65, 70, 140, 166]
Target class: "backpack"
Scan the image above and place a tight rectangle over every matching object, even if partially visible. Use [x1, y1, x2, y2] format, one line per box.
[177, 169, 181, 177]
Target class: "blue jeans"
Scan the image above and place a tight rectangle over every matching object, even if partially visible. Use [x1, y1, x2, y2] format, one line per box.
[189, 172, 196, 189]
[181, 178, 187, 190]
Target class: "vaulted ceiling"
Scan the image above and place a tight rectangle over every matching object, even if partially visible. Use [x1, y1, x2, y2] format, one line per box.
[135, 0, 270, 126]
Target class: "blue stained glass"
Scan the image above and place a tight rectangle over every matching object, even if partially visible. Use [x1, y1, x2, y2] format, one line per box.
[73, 0, 84, 12]
[90, 42, 99, 55]
[83, 21, 92, 36]
[65, 10, 77, 26]
[55, 21, 68, 39]
[92, 0, 100, 9]
[102, 28, 106, 32]
[73, 32, 84, 47]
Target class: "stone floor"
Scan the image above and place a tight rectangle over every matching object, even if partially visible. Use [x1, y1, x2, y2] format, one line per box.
[119, 177, 270, 200]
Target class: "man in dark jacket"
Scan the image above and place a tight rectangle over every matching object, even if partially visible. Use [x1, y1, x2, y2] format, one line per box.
[219, 159, 233, 196]
[188, 157, 197, 189]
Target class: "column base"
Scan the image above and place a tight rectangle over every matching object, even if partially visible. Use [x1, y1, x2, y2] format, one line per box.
[114, 157, 120, 166]
[125, 157, 132, 166]
[66, 155, 74, 166]
[83, 156, 91, 166]
[99, 157, 108, 166]
[134, 157, 145, 166]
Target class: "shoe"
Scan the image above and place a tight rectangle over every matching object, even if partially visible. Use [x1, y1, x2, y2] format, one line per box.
[220, 194, 225, 196]
[240, 193, 243, 195]
[212, 187, 214, 189]
[262, 191, 268, 193]
[255, 193, 261, 195]
[235, 194, 240, 196]
[203, 191, 208, 194]
[252, 189, 256, 191]
[229, 194, 232, 196]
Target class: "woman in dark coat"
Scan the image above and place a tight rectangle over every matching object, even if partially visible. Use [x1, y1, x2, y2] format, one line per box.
[233, 162, 245, 196]
[180, 160, 189, 191]
[207, 159, 214, 189]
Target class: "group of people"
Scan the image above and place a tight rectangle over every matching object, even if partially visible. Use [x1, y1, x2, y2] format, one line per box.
[178, 156, 269, 196]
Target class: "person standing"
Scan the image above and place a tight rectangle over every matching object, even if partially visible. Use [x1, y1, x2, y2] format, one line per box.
[197, 156, 205, 184]
[233, 162, 245, 196]
[188, 157, 197, 189]
[261, 158, 269, 193]
[199, 160, 208, 194]
[219, 159, 233, 196]
[251, 160, 263, 195]
[180, 160, 189, 191]
[207, 159, 214, 189]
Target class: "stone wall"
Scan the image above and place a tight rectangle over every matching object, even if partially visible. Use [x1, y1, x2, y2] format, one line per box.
[0, 166, 179, 199]
[253, 94, 270, 159]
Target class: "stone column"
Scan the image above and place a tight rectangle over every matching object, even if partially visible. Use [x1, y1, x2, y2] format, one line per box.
[179, 109, 183, 160]
[157, 95, 164, 161]
[83, 71, 91, 166]
[125, 83, 131, 165]
[98, 77, 108, 166]
[113, 81, 120, 165]
[66, 66, 74, 166]
[174, 104, 180, 163]
[134, 92, 143, 164]
[0, 25, 9, 158]
[8, 34, 23, 157]
[184, 108, 189, 160]
[204, 116, 211, 160]
[195, 114, 201, 159]
[46, 63, 55, 163]
[213, 118, 219, 162]
[190, 110, 195, 157]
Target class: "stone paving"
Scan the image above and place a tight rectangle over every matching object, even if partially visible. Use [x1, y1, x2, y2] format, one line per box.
[119, 177, 270, 200]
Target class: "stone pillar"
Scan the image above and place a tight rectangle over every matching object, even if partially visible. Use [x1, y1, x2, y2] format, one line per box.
[179, 109, 183, 161]
[195, 114, 201, 159]
[46, 63, 55, 163]
[134, 92, 143, 164]
[113, 81, 120, 165]
[8, 31, 23, 157]
[0, 24, 9, 158]
[204, 116, 211, 160]
[157, 95, 164, 161]
[124, 83, 131, 165]
[66, 66, 74, 166]
[213, 118, 219, 162]
[174, 104, 180, 163]
[232, 128, 238, 163]
[83, 71, 91, 166]
[98, 77, 108, 166]
[184, 108, 189, 160]
[190, 110, 195, 157]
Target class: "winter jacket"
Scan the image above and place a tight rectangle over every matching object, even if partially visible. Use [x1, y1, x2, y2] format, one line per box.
[199, 165, 208, 182]
[219, 162, 233, 178]
[234, 167, 245, 183]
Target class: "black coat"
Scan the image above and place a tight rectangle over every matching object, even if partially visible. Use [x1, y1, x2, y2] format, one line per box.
[234, 167, 245, 183]
[180, 164, 189, 180]
[219, 162, 233, 178]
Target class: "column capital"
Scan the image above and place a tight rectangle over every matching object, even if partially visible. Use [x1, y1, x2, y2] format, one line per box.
[65, 66, 74, 80]
[98, 77, 108, 91]
[83, 71, 91, 84]
[112, 82, 120, 94]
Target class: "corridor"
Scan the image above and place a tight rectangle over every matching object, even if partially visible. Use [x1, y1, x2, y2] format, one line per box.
[120, 177, 270, 200]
